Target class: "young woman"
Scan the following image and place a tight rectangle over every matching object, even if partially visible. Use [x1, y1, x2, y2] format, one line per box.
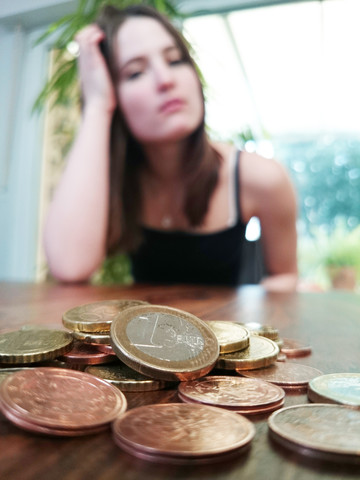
[44, 5, 298, 291]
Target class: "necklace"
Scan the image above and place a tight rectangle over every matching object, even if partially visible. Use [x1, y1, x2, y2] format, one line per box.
[161, 215, 173, 229]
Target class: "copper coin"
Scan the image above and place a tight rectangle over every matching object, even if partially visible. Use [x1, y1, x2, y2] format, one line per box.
[112, 437, 251, 464]
[0, 329, 73, 364]
[178, 376, 285, 409]
[57, 341, 116, 365]
[0, 367, 127, 430]
[0, 368, 31, 383]
[308, 373, 360, 408]
[216, 335, 279, 371]
[0, 402, 108, 436]
[239, 362, 322, 391]
[85, 363, 174, 392]
[206, 321, 250, 353]
[63, 299, 150, 333]
[112, 403, 255, 458]
[280, 338, 312, 357]
[177, 392, 284, 415]
[94, 344, 116, 355]
[268, 404, 360, 463]
[110, 305, 219, 381]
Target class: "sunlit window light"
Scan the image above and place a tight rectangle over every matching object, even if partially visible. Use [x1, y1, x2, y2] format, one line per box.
[245, 217, 261, 242]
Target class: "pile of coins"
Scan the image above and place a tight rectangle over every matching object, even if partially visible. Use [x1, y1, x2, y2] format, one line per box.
[0, 299, 359, 464]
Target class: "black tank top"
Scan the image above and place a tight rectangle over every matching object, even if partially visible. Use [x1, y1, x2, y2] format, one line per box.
[130, 151, 261, 286]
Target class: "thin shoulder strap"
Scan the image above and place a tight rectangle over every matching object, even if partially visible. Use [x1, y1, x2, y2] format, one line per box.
[234, 150, 242, 221]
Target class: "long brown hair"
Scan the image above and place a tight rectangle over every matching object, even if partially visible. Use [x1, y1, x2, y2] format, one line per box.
[96, 5, 221, 253]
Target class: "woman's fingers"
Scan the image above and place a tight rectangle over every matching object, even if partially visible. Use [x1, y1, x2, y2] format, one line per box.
[75, 24, 116, 112]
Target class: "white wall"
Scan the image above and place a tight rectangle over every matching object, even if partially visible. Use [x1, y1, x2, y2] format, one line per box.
[0, 0, 77, 281]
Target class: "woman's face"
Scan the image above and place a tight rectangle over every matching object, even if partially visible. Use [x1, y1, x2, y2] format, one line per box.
[114, 17, 204, 144]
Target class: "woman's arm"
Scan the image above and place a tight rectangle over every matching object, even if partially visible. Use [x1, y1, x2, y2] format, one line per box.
[240, 151, 298, 292]
[44, 25, 117, 282]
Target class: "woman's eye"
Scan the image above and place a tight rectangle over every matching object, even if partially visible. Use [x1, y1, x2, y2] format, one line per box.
[169, 58, 184, 66]
[127, 71, 143, 80]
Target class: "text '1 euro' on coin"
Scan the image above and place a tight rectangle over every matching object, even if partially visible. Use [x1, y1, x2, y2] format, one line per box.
[110, 305, 219, 381]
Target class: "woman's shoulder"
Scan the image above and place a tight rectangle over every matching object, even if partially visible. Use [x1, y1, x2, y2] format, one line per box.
[239, 149, 291, 194]
[209, 140, 293, 194]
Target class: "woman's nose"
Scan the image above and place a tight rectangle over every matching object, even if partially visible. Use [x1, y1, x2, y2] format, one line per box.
[154, 62, 175, 91]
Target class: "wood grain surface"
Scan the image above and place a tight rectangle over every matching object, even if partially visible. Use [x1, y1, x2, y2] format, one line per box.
[0, 282, 359, 480]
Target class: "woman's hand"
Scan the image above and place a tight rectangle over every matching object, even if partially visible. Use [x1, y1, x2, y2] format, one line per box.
[75, 24, 117, 113]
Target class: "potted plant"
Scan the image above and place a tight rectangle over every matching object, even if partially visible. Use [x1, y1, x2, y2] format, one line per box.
[322, 224, 360, 290]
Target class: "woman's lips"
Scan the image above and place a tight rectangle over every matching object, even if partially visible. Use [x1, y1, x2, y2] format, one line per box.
[159, 98, 184, 113]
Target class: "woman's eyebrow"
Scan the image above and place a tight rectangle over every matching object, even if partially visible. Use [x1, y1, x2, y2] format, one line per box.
[119, 56, 145, 73]
[119, 45, 181, 72]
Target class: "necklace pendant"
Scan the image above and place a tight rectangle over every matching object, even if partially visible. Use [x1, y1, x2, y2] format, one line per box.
[161, 215, 172, 229]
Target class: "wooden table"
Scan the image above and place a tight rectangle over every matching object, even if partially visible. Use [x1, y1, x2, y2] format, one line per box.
[0, 282, 359, 480]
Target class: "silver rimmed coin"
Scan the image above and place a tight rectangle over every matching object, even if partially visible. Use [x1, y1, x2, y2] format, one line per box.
[268, 404, 360, 464]
[63, 299, 149, 333]
[308, 373, 360, 407]
[216, 335, 279, 371]
[206, 321, 250, 353]
[110, 305, 219, 381]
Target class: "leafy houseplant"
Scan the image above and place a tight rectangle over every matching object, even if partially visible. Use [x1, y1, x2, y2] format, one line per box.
[323, 225, 360, 290]
[297, 222, 360, 291]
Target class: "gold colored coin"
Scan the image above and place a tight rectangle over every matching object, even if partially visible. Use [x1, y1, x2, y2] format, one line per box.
[206, 321, 250, 354]
[216, 335, 279, 371]
[241, 322, 279, 341]
[71, 331, 111, 345]
[110, 305, 219, 382]
[0, 329, 73, 364]
[85, 363, 175, 392]
[63, 299, 149, 333]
